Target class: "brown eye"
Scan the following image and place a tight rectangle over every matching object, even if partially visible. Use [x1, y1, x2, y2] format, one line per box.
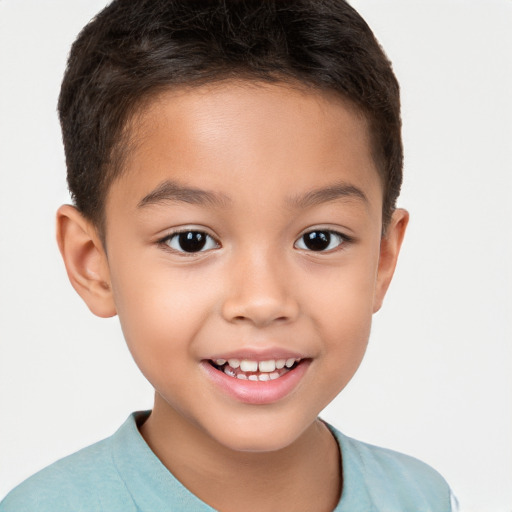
[295, 230, 345, 252]
[165, 231, 218, 253]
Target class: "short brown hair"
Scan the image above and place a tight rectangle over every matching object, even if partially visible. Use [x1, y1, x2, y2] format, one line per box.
[59, 0, 402, 234]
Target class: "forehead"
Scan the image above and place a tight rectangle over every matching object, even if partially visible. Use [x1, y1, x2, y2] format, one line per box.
[108, 80, 382, 217]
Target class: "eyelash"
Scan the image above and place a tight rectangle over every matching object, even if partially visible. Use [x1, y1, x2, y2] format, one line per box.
[158, 228, 352, 255]
[159, 229, 220, 255]
[294, 229, 353, 252]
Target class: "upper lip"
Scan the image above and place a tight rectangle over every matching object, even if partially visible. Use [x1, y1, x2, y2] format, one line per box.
[205, 348, 309, 362]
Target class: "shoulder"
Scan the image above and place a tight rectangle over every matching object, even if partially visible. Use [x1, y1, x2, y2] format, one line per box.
[344, 433, 450, 489]
[0, 434, 135, 512]
[330, 426, 453, 512]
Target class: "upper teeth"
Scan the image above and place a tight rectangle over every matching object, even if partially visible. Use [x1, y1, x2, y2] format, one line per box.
[215, 358, 300, 372]
[240, 360, 258, 372]
[258, 360, 276, 372]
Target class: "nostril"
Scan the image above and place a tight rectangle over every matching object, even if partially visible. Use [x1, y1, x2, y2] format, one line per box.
[222, 294, 299, 326]
[231, 314, 290, 325]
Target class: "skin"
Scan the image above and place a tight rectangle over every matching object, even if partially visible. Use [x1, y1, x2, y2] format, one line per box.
[57, 81, 408, 512]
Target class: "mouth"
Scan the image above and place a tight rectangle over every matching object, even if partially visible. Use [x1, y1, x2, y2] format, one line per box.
[202, 356, 311, 405]
[208, 357, 303, 381]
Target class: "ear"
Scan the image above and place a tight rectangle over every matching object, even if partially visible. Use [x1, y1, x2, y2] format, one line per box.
[56, 205, 117, 318]
[373, 208, 409, 313]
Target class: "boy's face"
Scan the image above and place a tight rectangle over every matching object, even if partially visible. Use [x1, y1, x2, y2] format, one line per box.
[62, 81, 407, 452]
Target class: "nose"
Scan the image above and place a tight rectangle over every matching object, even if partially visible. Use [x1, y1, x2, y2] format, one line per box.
[221, 250, 300, 327]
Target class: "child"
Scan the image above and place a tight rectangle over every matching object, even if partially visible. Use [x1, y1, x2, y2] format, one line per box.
[0, 0, 455, 510]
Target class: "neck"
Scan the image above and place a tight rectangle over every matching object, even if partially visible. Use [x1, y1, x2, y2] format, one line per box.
[139, 394, 342, 512]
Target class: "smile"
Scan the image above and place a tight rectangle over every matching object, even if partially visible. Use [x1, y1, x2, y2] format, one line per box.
[210, 358, 301, 381]
[202, 356, 311, 405]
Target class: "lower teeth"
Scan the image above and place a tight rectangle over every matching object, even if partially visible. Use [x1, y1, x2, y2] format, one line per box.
[224, 367, 236, 377]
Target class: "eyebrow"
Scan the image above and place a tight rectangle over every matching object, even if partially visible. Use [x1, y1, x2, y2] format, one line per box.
[287, 182, 368, 209]
[137, 180, 231, 209]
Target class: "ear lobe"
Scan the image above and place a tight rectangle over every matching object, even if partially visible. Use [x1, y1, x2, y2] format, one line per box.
[373, 208, 409, 313]
[56, 205, 117, 318]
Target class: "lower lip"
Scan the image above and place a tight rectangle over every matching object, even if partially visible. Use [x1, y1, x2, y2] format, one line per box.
[201, 360, 311, 405]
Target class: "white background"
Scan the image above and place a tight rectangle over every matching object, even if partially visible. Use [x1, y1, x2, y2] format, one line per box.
[0, 1, 511, 510]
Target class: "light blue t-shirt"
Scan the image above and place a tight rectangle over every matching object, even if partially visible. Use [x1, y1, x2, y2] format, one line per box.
[0, 412, 453, 511]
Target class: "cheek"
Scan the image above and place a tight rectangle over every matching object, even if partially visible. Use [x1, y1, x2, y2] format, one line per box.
[304, 251, 378, 328]
[302, 254, 377, 383]
[109, 260, 217, 378]
[319, 288, 372, 372]
[311, 291, 372, 407]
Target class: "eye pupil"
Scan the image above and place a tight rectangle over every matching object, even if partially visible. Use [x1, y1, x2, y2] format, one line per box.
[303, 231, 330, 251]
[178, 232, 207, 252]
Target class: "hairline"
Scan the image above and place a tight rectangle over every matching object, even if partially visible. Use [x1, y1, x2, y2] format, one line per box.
[93, 76, 389, 244]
